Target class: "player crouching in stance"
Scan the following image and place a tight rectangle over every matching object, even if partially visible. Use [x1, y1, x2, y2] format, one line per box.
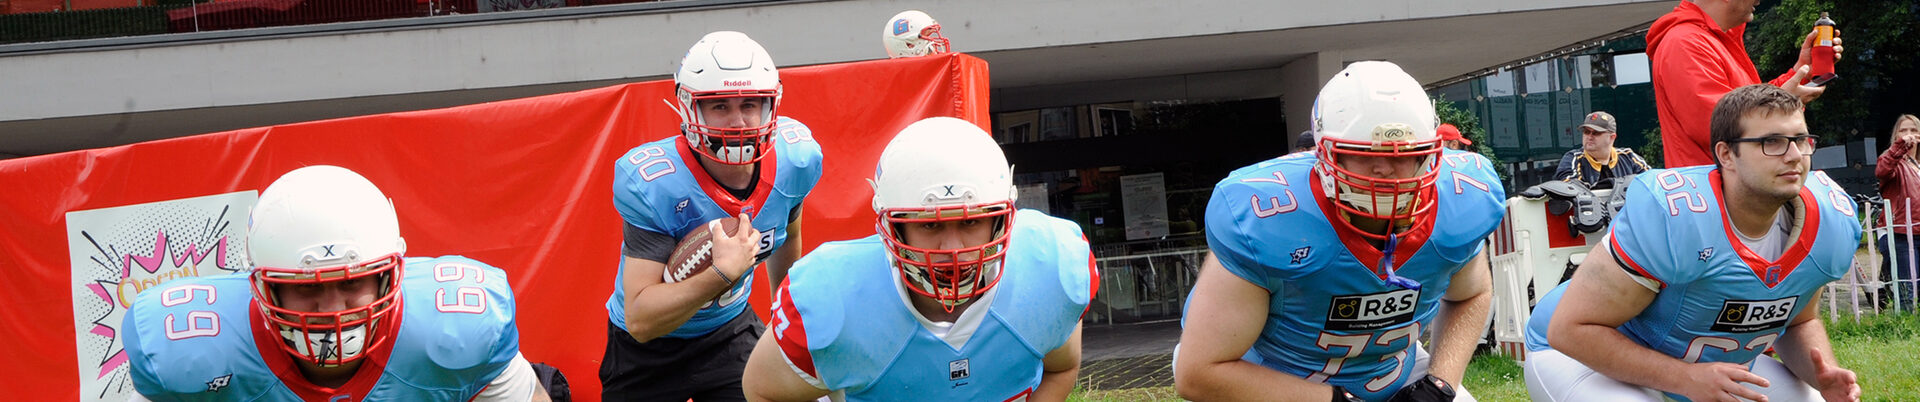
[123, 165, 545, 401]
[1174, 61, 1506, 402]
[742, 117, 1095, 402]
[1524, 85, 1862, 402]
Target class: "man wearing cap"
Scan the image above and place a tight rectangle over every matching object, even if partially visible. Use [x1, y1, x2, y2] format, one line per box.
[1291, 130, 1317, 155]
[1440, 123, 1472, 150]
[1555, 111, 1652, 189]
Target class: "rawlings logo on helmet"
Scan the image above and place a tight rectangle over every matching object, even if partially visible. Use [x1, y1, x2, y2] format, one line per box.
[1372, 123, 1414, 142]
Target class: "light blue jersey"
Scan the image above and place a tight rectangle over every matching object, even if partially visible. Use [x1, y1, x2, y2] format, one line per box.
[1525, 167, 1859, 399]
[607, 116, 824, 338]
[123, 256, 521, 402]
[767, 210, 1095, 401]
[1196, 150, 1506, 400]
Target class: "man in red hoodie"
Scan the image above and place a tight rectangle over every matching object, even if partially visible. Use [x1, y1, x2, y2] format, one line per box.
[1649, 0, 1840, 167]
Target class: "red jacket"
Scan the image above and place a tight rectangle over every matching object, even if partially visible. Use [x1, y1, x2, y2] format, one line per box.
[1648, 1, 1794, 167]
[1878, 139, 1920, 233]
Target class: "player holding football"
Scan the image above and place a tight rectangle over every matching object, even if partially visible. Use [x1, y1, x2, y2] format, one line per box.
[123, 165, 546, 401]
[1174, 61, 1505, 401]
[1524, 85, 1861, 402]
[740, 117, 1094, 402]
[601, 30, 823, 402]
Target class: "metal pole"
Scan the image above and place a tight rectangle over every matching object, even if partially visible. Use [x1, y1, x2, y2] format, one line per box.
[1884, 198, 1897, 314]
[1849, 199, 1868, 322]
[1896, 198, 1912, 313]
[1103, 260, 1114, 326]
[1902, 199, 1914, 314]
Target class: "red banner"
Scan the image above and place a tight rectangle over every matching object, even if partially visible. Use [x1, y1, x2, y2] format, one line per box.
[0, 53, 991, 401]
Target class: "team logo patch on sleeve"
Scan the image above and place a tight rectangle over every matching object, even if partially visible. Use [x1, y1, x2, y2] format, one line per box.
[206, 374, 232, 392]
[1711, 297, 1797, 333]
[1325, 289, 1419, 331]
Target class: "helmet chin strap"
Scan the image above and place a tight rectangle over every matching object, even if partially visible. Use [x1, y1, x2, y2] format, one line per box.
[281, 325, 369, 367]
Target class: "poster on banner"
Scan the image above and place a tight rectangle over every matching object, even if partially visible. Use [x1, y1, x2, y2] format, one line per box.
[1555, 93, 1577, 149]
[65, 191, 256, 402]
[1524, 95, 1553, 154]
[1120, 173, 1168, 241]
[1489, 96, 1521, 147]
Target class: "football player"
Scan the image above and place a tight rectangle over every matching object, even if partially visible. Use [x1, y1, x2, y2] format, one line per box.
[602, 30, 823, 401]
[1524, 84, 1861, 402]
[1173, 61, 1505, 401]
[740, 117, 1094, 402]
[123, 165, 546, 401]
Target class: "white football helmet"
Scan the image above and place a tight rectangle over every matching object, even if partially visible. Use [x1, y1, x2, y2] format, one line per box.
[247, 165, 405, 367]
[1312, 61, 1442, 241]
[882, 10, 949, 59]
[675, 31, 782, 165]
[870, 117, 1014, 311]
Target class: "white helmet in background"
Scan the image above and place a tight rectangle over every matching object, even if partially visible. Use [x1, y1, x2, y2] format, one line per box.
[675, 31, 782, 165]
[883, 10, 950, 58]
[870, 117, 1014, 311]
[247, 165, 406, 367]
[1312, 61, 1442, 241]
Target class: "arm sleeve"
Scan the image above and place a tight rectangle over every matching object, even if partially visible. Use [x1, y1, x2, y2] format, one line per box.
[1655, 36, 1742, 166]
[1608, 175, 1677, 289]
[1203, 181, 1272, 290]
[1624, 152, 1652, 174]
[621, 222, 675, 262]
[472, 353, 540, 402]
[1554, 152, 1580, 182]
[769, 283, 829, 390]
[1877, 140, 1911, 181]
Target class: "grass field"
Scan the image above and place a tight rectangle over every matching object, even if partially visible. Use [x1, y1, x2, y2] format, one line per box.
[1069, 313, 1920, 401]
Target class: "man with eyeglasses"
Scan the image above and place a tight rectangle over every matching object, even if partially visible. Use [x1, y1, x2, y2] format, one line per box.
[1522, 84, 1861, 402]
[1554, 111, 1652, 189]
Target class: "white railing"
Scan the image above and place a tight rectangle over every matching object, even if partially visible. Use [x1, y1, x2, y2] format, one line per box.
[1091, 246, 1206, 325]
[1824, 197, 1920, 323]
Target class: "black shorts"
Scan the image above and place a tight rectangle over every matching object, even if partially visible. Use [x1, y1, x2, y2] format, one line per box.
[598, 310, 764, 402]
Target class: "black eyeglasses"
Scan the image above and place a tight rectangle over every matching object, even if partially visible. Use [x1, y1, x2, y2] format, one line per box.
[1727, 135, 1816, 156]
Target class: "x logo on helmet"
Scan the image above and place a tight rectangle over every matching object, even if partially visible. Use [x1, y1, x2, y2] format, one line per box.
[943, 185, 957, 196]
[321, 245, 336, 257]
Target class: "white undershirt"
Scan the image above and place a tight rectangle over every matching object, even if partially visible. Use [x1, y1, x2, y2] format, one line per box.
[893, 271, 999, 349]
[1735, 205, 1793, 262]
[1620, 204, 1796, 293]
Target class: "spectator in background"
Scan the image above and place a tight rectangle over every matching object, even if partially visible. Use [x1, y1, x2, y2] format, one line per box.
[1554, 111, 1651, 189]
[1439, 123, 1472, 150]
[1649, 0, 1838, 167]
[1292, 130, 1316, 155]
[1874, 114, 1920, 309]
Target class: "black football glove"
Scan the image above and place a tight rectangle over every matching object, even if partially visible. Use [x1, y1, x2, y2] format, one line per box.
[1387, 374, 1456, 402]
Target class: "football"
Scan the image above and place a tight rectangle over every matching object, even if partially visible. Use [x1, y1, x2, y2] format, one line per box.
[663, 217, 744, 283]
